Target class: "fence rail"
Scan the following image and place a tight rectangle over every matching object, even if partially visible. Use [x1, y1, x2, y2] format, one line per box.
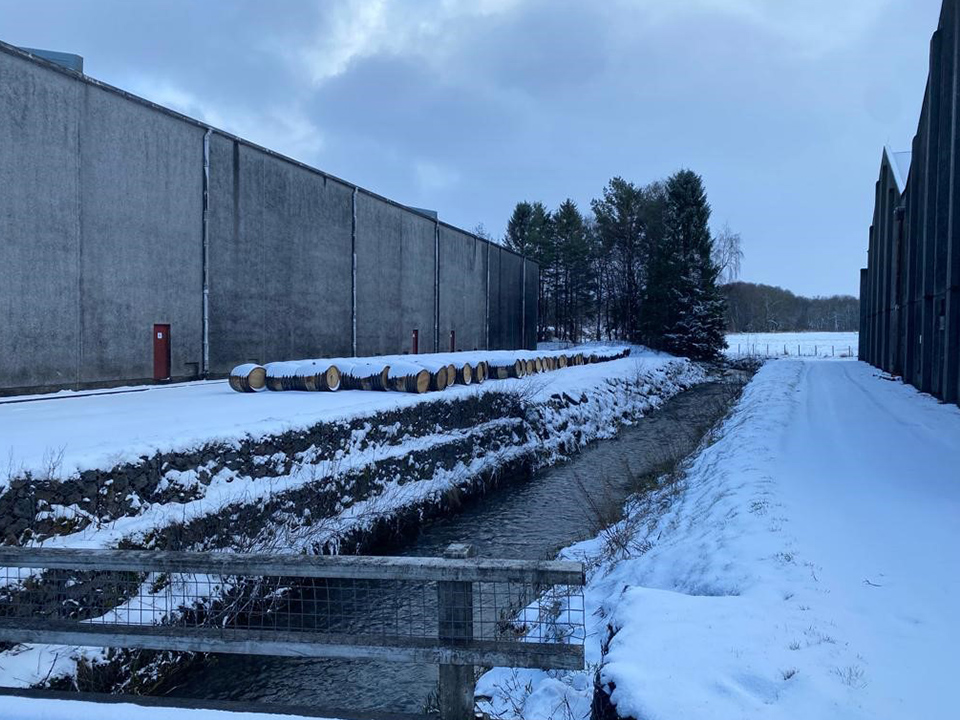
[729, 343, 856, 359]
[0, 544, 585, 720]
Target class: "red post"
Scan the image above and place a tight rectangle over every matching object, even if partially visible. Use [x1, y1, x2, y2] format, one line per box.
[411, 329, 419, 355]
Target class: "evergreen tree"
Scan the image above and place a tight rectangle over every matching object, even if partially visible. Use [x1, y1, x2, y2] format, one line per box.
[505, 202, 534, 256]
[501, 170, 734, 354]
[591, 178, 646, 341]
[648, 170, 727, 359]
[504, 201, 553, 339]
[552, 199, 594, 341]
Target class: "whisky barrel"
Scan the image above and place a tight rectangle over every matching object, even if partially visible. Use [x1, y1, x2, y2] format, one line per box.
[228, 363, 266, 393]
[387, 361, 432, 393]
[341, 362, 390, 391]
[295, 361, 342, 392]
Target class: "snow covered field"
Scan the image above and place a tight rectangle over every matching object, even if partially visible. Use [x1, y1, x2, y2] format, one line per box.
[480, 359, 959, 719]
[726, 332, 858, 359]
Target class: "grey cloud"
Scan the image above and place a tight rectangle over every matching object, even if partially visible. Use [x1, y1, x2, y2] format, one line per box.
[0, 0, 945, 295]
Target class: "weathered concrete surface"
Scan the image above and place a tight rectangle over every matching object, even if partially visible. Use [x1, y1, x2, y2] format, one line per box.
[486, 246, 503, 349]
[208, 139, 354, 371]
[355, 192, 436, 356]
[0, 41, 537, 393]
[0, 50, 81, 389]
[499, 251, 523, 351]
[439, 225, 488, 352]
[79, 84, 204, 383]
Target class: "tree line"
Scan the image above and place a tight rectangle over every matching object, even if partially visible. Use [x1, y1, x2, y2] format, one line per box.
[490, 170, 734, 361]
[721, 282, 859, 333]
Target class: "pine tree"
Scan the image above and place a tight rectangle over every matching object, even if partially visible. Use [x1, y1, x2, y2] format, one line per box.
[552, 199, 594, 341]
[504, 201, 554, 339]
[505, 202, 534, 256]
[591, 178, 646, 342]
[649, 170, 727, 360]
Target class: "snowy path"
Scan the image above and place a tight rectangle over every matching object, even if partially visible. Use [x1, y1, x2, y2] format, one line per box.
[481, 360, 960, 719]
[774, 361, 960, 718]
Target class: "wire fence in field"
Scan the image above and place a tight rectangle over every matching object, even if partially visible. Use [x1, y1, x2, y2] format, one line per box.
[728, 342, 858, 359]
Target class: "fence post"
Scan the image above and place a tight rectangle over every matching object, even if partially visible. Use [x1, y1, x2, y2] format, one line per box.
[438, 543, 476, 720]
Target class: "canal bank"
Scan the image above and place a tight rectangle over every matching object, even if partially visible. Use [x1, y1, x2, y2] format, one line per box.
[1, 351, 732, 713]
[161, 372, 748, 715]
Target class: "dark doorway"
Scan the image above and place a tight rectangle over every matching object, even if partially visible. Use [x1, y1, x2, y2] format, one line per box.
[153, 324, 171, 381]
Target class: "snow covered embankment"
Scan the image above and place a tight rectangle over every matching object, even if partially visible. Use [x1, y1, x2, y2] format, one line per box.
[0, 353, 703, 691]
[480, 360, 960, 720]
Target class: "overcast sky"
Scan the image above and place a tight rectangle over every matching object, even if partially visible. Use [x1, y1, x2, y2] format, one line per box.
[1, 0, 945, 296]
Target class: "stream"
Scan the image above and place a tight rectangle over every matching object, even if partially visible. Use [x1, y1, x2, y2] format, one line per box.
[165, 371, 745, 715]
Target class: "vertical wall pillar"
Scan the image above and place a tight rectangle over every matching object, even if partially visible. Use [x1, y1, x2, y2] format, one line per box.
[484, 239, 490, 350]
[351, 186, 358, 357]
[434, 220, 440, 353]
[201, 128, 211, 378]
[520, 255, 526, 350]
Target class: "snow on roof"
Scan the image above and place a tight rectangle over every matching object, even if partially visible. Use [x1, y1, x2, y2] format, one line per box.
[884, 145, 912, 193]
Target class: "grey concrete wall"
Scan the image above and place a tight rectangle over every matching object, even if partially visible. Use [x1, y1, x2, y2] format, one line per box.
[438, 225, 488, 351]
[355, 192, 437, 356]
[499, 251, 523, 351]
[400, 210, 440, 353]
[207, 137, 353, 371]
[0, 41, 538, 393]
[0, 49, 81, 390]
[79, 83, 204, 383]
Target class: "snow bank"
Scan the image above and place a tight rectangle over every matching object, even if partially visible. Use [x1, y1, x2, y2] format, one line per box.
[480, 359, 960, 720]
[3, 695, 333, 720]
[0, 349, 706, 692]
[0, 349, 629, 481]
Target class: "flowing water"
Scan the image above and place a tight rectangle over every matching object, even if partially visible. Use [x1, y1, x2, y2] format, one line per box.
[165, 372, 745, 716]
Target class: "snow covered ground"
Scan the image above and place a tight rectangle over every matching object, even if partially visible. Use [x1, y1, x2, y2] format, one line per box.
[3, 695, 332, 720]
[0, 349, 665, 481]
[479, 359, 959, 719]
[0, 348, 706, 696]
[726, 332, 858, 359]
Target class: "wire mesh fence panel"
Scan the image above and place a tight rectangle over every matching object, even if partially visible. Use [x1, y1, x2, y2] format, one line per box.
[0, 550, 584, 669]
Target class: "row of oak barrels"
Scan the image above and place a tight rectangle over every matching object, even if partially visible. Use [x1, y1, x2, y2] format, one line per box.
[229, 348, 631, 395]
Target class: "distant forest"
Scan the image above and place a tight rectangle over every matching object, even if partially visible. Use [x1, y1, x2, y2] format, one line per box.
[722, 282, 859, 333]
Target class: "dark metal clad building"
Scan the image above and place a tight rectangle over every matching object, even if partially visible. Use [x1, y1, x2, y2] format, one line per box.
[0, 41, 538, 395]
[860, 0, 960, 407]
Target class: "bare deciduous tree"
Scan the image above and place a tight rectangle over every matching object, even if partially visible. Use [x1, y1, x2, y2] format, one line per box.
[712, 223, 744, 285]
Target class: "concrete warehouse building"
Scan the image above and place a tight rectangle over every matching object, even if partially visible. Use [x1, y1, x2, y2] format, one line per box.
[860, 0, 960, 407]
[0, 41, 538, 395]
